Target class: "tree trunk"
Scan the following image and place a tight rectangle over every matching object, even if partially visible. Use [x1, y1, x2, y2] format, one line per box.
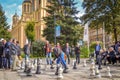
[113, 23, 117, 44]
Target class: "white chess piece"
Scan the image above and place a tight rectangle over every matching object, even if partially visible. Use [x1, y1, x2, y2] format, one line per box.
[90, 61, 95, 76]
[31, 62, 34, 70]
[57, 66, 63, 79]
[83, 60, 87, 67]
[95, 66, 101, 78]
[107, 66, 112, 78]
[21, 61, 25, 69]
[44, 63, 47, 71]
[72, 60, 75, 66]
[34, 59, 37, 70]
[90, 61, 95, 70]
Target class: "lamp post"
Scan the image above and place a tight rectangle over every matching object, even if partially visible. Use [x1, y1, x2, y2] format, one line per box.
[96, 25, 98, 41]
[54, 12, 56, 45]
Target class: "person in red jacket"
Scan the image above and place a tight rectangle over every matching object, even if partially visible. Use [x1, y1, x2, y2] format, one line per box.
[44, 41, 52, 65]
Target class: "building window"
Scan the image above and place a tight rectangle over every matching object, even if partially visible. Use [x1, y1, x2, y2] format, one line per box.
[27, 4, 29, 12]
[39, 0, 41, 5]
[47, 0, 51, 2]
[24, 4, 26, 12]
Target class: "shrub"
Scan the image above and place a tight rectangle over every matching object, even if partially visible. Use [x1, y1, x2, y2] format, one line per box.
[80, 46, 89, 58]
[31, 40, 45, 58]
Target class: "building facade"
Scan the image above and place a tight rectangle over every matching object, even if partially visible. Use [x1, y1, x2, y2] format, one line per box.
[89, 28, 112, 47]
[11, 0, 47, 48]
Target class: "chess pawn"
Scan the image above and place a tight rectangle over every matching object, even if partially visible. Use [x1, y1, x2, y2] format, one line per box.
[26, 61, 32, 76]
[90, 62, 95, 70]
[91, 58, 94, 63]
[50, 64, 54, 69]
[44, 63, 47, 71]
[72, 60, 75, 66]
[95, 66, 101, 78]
[73, 61, 77, 69]
[34, 59, 37, 70]
[31, 62, 34, 70]
[21, 61, 24, 69]
[91, 69, 95, 76]
[107, 66, 112, 78]
[36, 58, 41, 74]
[83, 60, 87, 67]
[57, 66, 63, 79]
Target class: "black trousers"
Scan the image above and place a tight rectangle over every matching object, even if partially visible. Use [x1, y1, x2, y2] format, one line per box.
[76, 54, 80, 64]
[107, 56, 116, 64]
[95, 51, 100, 64]
[6, 55, 11, 69]
[66, 54, 70, 64]
[0, 56, 2, 68]
[116, 57, 120, 63]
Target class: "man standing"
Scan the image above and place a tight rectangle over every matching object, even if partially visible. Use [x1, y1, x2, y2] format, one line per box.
[44, 41, 52, 65]
[4, 39, 12, 69]
[63, 43, 71, 64]
[23, 43, 31, 60]
[0, 39, 4, 68]
[23, 43, 31, 72]
[95, 41, 101, 64]
[75, 44, 80, 64]
[10, 39, 18, 71]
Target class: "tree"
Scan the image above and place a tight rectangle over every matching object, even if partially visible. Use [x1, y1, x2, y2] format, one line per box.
[43, 0, 82, 45]
[0, 4, 11, 39]
[25, 21, 35, 42]
[80, 0, 120, 43]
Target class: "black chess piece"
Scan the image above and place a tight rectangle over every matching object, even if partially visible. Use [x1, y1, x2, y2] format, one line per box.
[55, 67, 59, 75]
[26, 67, 32, 76]
[36, 58, 41, 74]
[24, 59, 28, 72]
[50, 64, 54, 69]
[73, 61, 77, 69]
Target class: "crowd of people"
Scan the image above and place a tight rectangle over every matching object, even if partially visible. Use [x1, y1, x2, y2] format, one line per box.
[1, 37, 120, 72]
[94, 41, 120, 69]
[0, 38, 30, 71]
[44, 41, 80, 74]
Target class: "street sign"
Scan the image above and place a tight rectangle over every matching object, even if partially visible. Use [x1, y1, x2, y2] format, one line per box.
[79, 39, 83, 46]
[55, 25, 61, 37]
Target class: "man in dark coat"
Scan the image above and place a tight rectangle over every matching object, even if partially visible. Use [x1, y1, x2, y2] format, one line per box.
[0, 40, 4, 68]
[75, 44, 80, 64]
[107, 47, 116, 65]
[116, 47, 120, 63]
[63, 43, 71, 64]
[4, 39, 12, 69]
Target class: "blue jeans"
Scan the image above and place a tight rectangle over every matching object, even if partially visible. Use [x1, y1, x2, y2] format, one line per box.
[56, 52, 67, 68]
[25, 54, 30, 60]
[46, 52, 52, 65]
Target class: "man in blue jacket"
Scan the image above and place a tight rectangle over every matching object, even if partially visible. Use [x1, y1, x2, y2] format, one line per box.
[95, 41, 101, 64]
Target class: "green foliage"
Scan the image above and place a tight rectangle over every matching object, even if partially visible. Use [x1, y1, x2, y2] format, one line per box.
[43, 0, 82, 45]
[0, 4, 11, 39]
[80, 46, 89, 58]
[31, 41, 45, 58]
[90, 41, 103, 52]
[25, 21, 35, 42]
[21, 52, 25, 58]
[81, 0, 120, 43]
